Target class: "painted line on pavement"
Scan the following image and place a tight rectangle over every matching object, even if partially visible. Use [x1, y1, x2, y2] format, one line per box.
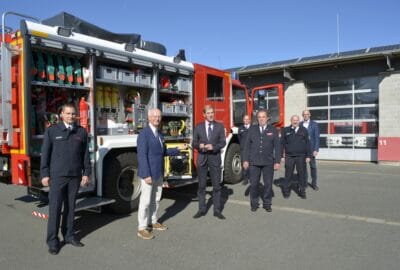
[227, 198, 400, 227]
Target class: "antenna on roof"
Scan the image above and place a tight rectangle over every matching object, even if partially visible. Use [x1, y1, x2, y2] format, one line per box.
[337, 13, 340, 54]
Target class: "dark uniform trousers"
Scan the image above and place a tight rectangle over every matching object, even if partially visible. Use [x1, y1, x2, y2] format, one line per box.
[238, 125, 250, 181]
[197, 158, 221, 213]
[47, 176, 80, 248]
[284, 155, 306, 191]
[249, 165, 274, 208]
[241, 156, 249, 181]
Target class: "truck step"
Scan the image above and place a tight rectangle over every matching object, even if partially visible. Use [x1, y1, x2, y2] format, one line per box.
[32, 196, 115, 220]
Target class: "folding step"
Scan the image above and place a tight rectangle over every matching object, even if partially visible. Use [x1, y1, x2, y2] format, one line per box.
[32, 196, 115, 220]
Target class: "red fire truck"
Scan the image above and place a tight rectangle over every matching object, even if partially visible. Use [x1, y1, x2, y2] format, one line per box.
[0, 12, 250, 215]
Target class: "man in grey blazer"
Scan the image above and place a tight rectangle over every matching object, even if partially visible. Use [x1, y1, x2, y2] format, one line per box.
[192, 105, 226, 219]
[300, 109, 320, 191]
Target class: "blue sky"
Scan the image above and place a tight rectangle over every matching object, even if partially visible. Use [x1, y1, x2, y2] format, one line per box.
[1, 0, 399, 69]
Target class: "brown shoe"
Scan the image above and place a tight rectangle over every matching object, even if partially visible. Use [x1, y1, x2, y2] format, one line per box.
[150, 222, 168, 231]
[137, 229, 154, 240]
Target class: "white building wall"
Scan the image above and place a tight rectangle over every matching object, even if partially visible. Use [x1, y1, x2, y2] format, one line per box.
[379, 72, 400, 137]
[284, 81, 307, 125]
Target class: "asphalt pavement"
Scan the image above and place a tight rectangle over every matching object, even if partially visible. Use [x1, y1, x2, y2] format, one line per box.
[0, 161, 399, 270]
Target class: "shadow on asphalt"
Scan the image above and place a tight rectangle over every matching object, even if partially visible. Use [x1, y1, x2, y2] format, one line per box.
[273, 174, 306, 199]
[74, 211, 130, 241]
[160, 183, 233, 221]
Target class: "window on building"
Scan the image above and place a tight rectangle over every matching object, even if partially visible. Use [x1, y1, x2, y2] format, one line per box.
[306, 76, 379, 150]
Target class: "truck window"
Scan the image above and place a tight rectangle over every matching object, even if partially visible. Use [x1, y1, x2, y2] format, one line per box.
[232, 87, 247, 126]
[207, 74, 223, 101]
[253, 87, 280, 124]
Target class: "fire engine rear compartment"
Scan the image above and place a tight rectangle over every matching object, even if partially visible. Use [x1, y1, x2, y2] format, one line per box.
[1, 11, 251, 216]
[0, 14, 195, 214]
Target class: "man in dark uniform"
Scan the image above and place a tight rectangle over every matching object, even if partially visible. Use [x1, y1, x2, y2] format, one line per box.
[300, 109, 320, 190]
[41, 103, 91, 255]
[242, 109, 281, 212]
[281, 115, 311, 199]
[238, 114, 251, 185]
[193, 105, 227, 220]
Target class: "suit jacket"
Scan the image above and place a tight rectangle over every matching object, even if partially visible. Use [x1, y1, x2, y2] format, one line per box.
[193, 121, 226, 167]
[243, 124, 281, 166]
[137, 125, 179, 180]
[40, 122, 91, 178]
[300, 120, 320, 152]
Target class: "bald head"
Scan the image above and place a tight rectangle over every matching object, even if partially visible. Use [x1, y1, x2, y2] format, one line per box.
[243, 115, 251, 125]
[290, 115, 300, 128]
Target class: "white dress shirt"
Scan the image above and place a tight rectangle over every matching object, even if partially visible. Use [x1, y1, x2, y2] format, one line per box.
[303, 120, 310, 129]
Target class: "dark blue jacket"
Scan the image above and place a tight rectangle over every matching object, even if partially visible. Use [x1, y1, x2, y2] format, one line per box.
[243, 124, 281, 166]
[137, 126, 180, 180]
[300, 120, 320, 152]
[40, 122, 91, 178]
[281, 126, 312, 158]
[238, 124, 250, 150]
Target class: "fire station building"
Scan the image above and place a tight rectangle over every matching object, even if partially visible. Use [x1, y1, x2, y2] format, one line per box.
[230, 44, 400, 163]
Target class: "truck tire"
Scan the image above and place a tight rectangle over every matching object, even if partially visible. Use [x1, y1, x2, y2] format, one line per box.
[223, 143, 242, 184]
[103, 152, 141, 214]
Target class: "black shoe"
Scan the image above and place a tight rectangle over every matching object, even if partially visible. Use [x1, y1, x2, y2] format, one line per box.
[48, 247, 59, 255]
[214, 212, 226, 220]
[251, 207, 258, 212]
[310, 184, 319, 191]
[299, 192, 307, 199]
[264, 206, 272, 212]
[193, 211, 206, 219]
[65, 239, 84, 247]
[282, 189, 290, 198]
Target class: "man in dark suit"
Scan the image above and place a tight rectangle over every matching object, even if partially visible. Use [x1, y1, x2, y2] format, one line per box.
[41, 103, 91, 255]
[242, 109, 281, 212]
[281, 115, 311, 199]
[193, 105, 227, 220]
[137, 108, 187, 240]
[238, 114, 251, 185]
[300, 109, 320, 190]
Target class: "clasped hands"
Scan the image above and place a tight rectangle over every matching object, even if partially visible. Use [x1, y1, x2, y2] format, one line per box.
[199, 143, 213, 152]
